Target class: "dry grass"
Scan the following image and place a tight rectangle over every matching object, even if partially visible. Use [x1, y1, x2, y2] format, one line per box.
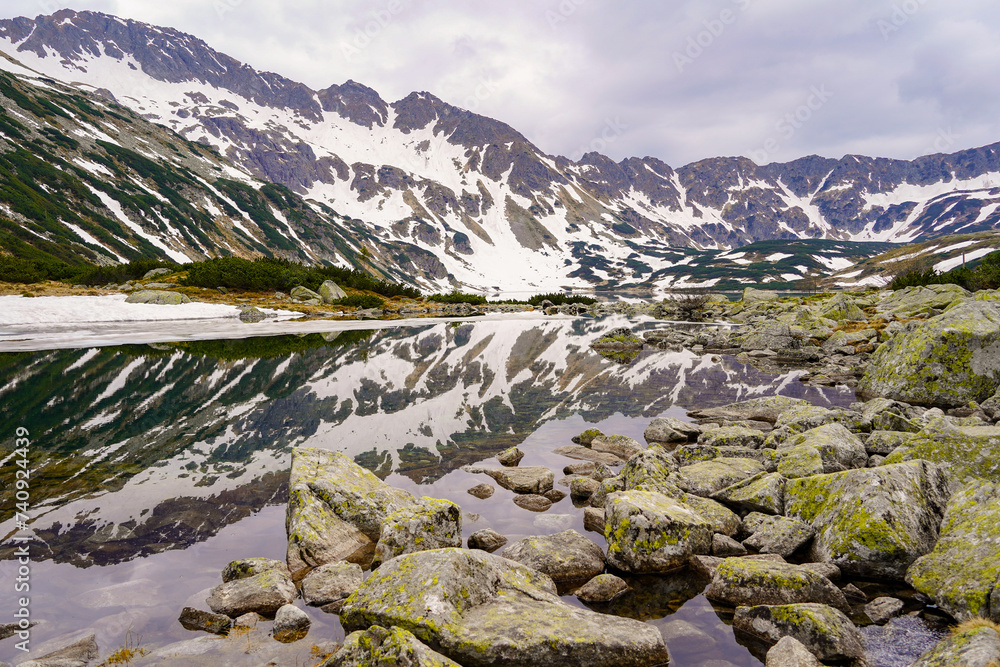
[952, 617, 1000, 636]
[97, 629, 149, 666]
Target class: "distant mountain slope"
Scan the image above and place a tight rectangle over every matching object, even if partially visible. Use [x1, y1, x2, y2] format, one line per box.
[4, 9, 1000, 291]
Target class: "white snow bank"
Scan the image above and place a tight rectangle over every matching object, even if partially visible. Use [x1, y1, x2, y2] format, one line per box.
[0, 295, 262, 325]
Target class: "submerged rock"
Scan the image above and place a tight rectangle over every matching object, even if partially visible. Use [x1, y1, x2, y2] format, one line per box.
[468, 529, 508, 552]
[733, 603, 865, 662]
[575, 574, 629, 603]
[501, 530, 605, 583]
[906, 480, 1000, 622]
[272, 604, 310, 643]
[339, 548, 670, 667]
[784, 460, 951, 579]
[604, 490, 713, 573]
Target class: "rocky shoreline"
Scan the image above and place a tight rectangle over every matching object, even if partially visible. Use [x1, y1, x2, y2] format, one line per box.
[14, 284, 1000, 666]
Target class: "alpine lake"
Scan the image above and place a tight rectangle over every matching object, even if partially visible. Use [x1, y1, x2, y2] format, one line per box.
[0, 314, 949, 666]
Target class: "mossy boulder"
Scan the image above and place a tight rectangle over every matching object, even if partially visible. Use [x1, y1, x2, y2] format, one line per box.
[741, 513, 815, 558]
[697, 426, 767, 449]
[675, 444, 778, 471]
[290, 285, 323, 302]
[644, 417, 699, 444]
[733, 603, 865, 663]
[864, 430, 914, 456]
[859, 300, 1000, 408]
[908, 623, 1000, 667]
[775, 423, 868, 474]
[884, 418, 1000, 483]
[500, 529, 605, 583]
[591, 434, 643, 460]
[906, 480, 1000, 622]
[221, 557, 289, 583]
[125, 289, 191, 305]
[819, 292, 866, 322]
[673, 457, 765, 497]
[876, 284, 969, 318]
[616, 445, 678, 491]
[318, 280, 347, 303]
[604, 490, 713, 573]
[706, 558, 849, 612]
[711, 472, 785, 515]
[776, 445, 826, 479]
[785, 461, 951, 579]
[286, 447, 420, 573]
[375, 498, 463, 565]
[688, 396, 811, 424]
[771, 406, 866, 439]
[571, 428, 604, 446]
[301, 561, 365, 610]
[339, 548, 671, 667]
[324, 624, 462, 666]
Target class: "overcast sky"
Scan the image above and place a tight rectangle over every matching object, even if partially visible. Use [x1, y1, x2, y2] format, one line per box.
[1, 0, 998, 167]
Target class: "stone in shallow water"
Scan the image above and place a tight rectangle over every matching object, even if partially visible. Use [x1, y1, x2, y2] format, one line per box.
[323, 625, 462, 666]
[272, 604, 310, 643]
[501, 530, 605, 583]
[865, 597, 905, 625]
[468, 528, 508, 552]
[300, 562, 364, 608]
[178, 607, 231, 634]
[222, 557, 288, 583]
[644, 416, 699, 444]
[513, 494, 552, 512]
[206, 569, 296, 618]
[553, 444, 625, 465]
[375, 498, 462, 564]
[18, 633, 99, 667]
[339, 548, 670, 667]
[497, 446, 524, 467]
[733, 603, 865, 663]
[467, 483, 494, 499]
[575, 574, 629, 603]
[473, 465, 555, 494]
[705, 558, 849, 612]
[604, 490, 713, 573]
[591, 434, 644, 460]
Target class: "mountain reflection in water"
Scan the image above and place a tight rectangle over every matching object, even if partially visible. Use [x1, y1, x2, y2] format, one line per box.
[0, 317, 855, 664]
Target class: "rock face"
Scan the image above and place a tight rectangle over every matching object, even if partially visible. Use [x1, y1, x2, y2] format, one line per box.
[300, 561, 365, 609]
[859, 300, 1000, 408]
[339, 548, 671, 667]
[501, 530, 605, 583]
[286, 447, 422, 573]
[885, 419, 1000, 483]
[784, 461, 951, 579]
[733, 603, 865, 662]
[909, 623, 1000, 667]
[125, 289, 191, 305]
[375, 498, 463, 564]
[318, 280, 347, 302]
[325, 625, 463, 667]
[706, 558, 849, 612]
[206, 568, 297, 618]
[604, 490, 713, 573]
[906, 480, 1000, 622]
[741, 513, 815, 558]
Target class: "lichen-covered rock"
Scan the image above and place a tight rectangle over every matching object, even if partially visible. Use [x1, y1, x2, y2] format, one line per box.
[908, 623, 1000, 667]
[681, 493, 743, 537]
[497, 447, 524, 467]
[287, 448, 419, 573]
[178, 607, 232, 634]
[712, 472, 785, 515]
[604, 490, 713, 573]
[706, 559, 849, 612]
[675, 444, 778, 471]
[570, 476, 601, 500]
[697, 426, 767, 449]
[864, 597, 904, 625]
[740, 323, 801, 352]
[301, 562, 365, 609]
[776, 423, 868, 474]
[765, 636, 823, 666]
[785, 460, 951, 579]
[272, 604, 311, 643]
[859, 299, 1000, 408]
[222, 557, 289, 583]
[339, 548, 671, 667]
[617, 445, 678, 490]
[468, 529, 508, 552]
[501, 530, 605, 583]
[575, 574, 629, 603]
[572, 428, 604, 446]
[732, 603, 865, 662]
[206, 568, 296, 618]
[125, 289, 191, 305]
[884, 418, 1000, 483]
[864, 430, 913, 456]
[644, 417, 699, 444]
[375, 498, 463, 565]
[323, 625, 462, 667]
[591, 434, 643, 460]
[820, 292, 866, 322]
[875, 284, 969, 319]
[674, 457, 765, 497]
[552, 445, 625, 465]
[742, 513, 815, 558]
[905, 480, 1000, 622]
[772, 406, 866, 437]
[476, 466, 555, 494]
[318, 280, 347, 303]
[712, 534, 748, 557]
[290, 285, 323, 302]
[688, 396, 811, 424]
[776, 445, 826, 479]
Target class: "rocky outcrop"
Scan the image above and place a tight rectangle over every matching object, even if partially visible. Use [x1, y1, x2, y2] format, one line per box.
[324, 625, 463, 666]
[339, 548, 671, 667]
[733, 603, 865, 663]
[705, 558, 849, 612]
[500, 530, 605, 583]
[785, 461, 951, 579]
[604, 490, 713, 573]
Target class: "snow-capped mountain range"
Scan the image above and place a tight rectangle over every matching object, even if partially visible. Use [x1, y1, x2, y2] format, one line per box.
[4, 9, 1000, 291]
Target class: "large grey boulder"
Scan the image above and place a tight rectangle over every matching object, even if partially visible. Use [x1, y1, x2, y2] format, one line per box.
[501, 530, 605, 583]
[688, 396, 811, 424]
[741, 512, 815, 558]
[339, 548, 671, 667]
[697, 426, 767, 449]
[591, 434, 643, 460]
[290, 285, 323, 302]
[743, 287, 781, 306]
[906, 480, 1000, 622]
[604, 490, 713, 573]
[775, 423, 868, 476]
[785, 460, 951, 579]
[323, 625, 462, 666]
[909, 623, 1000, 667]
[765, 636, 823, 667]
[318, 280, 348, 303]
[875, 284, 969, 318]
[673, 457, 765, 497]
[473, 466, 555, 494]
[644, 417, 699, 444]
[206, 568, 296, 618]
[820, 292, 866, 322]
[705, 558, 849, 612]
[375, 498, 463, 565]
[125, 289, 190, 305]
[733, 603, 865, 663]
[712, 472, 785, 515]
[222, 557, 289, 582]
[885, 418, 1000, 483]
[286, 447, 421, 573]
[674, 443, 778, 471]
[272, 603, 311, 643]
[300, 561, 365, 610]
[860, 299, 1000, 407]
